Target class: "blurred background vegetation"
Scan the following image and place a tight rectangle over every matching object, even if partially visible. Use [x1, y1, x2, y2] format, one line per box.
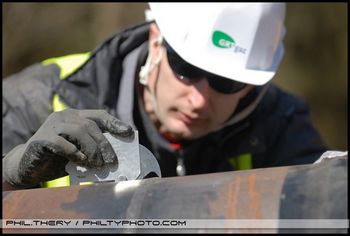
[2, 3, 347, 150]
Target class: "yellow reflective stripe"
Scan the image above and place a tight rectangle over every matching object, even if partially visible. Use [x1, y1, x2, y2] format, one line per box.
[80, 182, 94, 186]
[40, 176, 70, 188]
[41, 93, 70, 188]
[42, 52, 91, 79]
[229, 153, 252, 170]
[44, 94, 94, 188]
[52, 94, 68, 112]
[41, 53, 92, 188]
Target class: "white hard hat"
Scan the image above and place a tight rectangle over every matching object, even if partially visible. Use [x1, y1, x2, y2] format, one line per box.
[148, 3, 286, 85]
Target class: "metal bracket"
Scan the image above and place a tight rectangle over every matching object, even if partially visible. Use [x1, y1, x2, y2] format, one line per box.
[65, 131, 161, 185]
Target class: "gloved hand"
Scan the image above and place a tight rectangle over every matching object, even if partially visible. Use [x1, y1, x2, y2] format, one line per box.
[3, 109, 134, 188]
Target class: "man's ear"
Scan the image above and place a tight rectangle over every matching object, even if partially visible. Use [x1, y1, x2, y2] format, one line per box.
[148, 23, 163, 65]
[149, 23, 162, 46]
[139, 23, 163, 85]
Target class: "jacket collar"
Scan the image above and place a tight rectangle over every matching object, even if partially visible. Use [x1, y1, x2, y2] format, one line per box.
[56, 22, 152, 113]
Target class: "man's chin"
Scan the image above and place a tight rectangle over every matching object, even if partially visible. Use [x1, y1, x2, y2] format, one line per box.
[164, 119, 211, 140]
[168, 127, 209, 141]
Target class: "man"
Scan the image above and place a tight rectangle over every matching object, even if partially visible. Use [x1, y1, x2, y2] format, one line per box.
[3, 3, 327, 190]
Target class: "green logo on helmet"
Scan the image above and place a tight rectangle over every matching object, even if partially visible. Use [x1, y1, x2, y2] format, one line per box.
[212, 30, 247, 54]
[212, 31, 236, 48]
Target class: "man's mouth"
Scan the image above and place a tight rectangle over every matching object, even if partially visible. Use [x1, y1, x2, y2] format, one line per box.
[178, 111, 204, 125]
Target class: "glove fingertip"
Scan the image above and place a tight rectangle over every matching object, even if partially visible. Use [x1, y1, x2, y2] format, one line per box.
[108, 119, 134, 137]
[99, 139, 117, 164]
[68, 151, 87, 165]
[103, 148, 117, 164]
[116, 124, 134, 137]
[78, 152, 87, 161]
[120, 129, 134, 138]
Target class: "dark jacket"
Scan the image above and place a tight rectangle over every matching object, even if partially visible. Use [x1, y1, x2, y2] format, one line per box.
[2, 21, 328, 177]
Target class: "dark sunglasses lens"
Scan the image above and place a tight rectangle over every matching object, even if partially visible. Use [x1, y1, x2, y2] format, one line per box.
[166, 46, 204, 78]
[164, 41, 246, 94]
[208, 75, 246, 94]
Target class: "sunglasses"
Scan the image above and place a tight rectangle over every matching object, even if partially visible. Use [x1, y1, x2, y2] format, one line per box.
[163, 40, 246, 94]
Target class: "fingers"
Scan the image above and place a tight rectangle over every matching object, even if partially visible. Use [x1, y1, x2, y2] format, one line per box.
[46, 109, 133, 168]
[17, 138, 88, 184]
[42, 135, 88, 165]
[77, 110, 134, 137]
[12, 109, 132, 187]
[80, 119, 117, 164]
[54, 123, 105, 168]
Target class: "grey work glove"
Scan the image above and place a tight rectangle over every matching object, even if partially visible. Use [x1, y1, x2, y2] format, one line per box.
[3, 109, 134, 188]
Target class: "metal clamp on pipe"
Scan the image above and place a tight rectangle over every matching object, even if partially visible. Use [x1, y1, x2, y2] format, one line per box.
[65, 131, 161, 185]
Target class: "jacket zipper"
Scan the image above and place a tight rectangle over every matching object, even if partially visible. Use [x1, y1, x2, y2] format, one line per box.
[176, 149, 186, 176]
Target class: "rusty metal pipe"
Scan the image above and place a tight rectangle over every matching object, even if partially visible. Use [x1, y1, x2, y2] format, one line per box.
[3, 157, 347, 233]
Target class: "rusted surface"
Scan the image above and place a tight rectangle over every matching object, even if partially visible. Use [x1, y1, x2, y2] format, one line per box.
[3, 184, 89, 219]
[3, 166, 289, 220]
[3, 158, 347, 233]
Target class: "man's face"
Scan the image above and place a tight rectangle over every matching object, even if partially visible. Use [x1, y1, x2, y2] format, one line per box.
[144, 24, 252, 141]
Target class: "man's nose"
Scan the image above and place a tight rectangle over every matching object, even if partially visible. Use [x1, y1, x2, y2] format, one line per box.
[187, 77, 210, 110]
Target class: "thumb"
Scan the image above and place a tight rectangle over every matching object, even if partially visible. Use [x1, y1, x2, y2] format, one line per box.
[78, 110, 134, 137]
